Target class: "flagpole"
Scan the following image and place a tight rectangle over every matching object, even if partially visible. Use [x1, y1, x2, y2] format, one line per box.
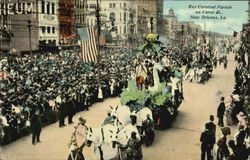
[96, 0, 101, 85]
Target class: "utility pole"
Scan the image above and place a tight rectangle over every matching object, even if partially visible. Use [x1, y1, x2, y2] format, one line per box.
[196, 28, 198, 46]
[181, 25, 184, 51]
[96, 0, 101, 84]
[150, 17, 153, 33]
[27, 20, 32, 56]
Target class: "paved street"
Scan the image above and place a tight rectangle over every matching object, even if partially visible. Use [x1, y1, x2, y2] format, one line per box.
[1, 53, 237, 160]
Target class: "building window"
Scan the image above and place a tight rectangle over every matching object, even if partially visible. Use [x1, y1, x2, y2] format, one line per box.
[41, 27, 46, 34]
[124, 12, 126, 22]
[52, 3, 55, 14]
[113, 3, 115, 8]
[47, 27, 51, 33]
[47, 2, 50, 14]
[41, 1, 45, 14]
[124, 3, 126, 8]
[110, 12, 116, 22]
[89, 4, 96, 9]
[109, 3, 112, 8]
[52, 27, 55, 34]
[124, 26, 126, 34]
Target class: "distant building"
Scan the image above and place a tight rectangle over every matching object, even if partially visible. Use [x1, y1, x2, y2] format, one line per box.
[163, 8, 202, 43]
[156, 0, 164, 35]
[0, 27, 11, 54]
[0, 0, 60, 53]
[86, 0, 138, 43]
[163, 8, 178, 40]
[59, 0, 75, 45]
[58, 0, 86, 45]
[136, 0, 158, 34]
[0, 10, 11, 54]
[75, 0, 87, 41]
[38, 0, 60, 49]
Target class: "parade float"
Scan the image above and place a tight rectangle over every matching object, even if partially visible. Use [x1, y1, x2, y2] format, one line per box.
[120, 33, 184, 130]
[67, 34, 184, 160]
[185, 44, 214, 83]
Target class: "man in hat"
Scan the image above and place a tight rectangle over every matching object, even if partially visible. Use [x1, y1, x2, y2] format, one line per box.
[217, 97, 226, 127]
[205, 115, 216, 149]
[30, 109, 42, 145]
[200, 123, 214, 160]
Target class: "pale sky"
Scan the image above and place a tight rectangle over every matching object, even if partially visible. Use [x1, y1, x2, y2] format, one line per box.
[164, 1, 248, 35]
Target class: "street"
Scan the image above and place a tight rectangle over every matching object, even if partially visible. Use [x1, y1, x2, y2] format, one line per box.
[1, 53, 237, 160]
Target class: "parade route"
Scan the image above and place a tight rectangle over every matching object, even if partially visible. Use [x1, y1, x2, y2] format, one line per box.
[2, 53, 237, 160]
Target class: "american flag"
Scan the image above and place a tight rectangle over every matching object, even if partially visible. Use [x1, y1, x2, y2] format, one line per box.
[78, 27, 98, 63]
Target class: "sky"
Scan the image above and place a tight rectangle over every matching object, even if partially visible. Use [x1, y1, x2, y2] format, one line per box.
[163, 1, 248, 35]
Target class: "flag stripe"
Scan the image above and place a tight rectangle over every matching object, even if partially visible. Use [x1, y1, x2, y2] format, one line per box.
[80, 27, 98, 63]
[88, 28, 95, 62]
[89, 27, 97, 62]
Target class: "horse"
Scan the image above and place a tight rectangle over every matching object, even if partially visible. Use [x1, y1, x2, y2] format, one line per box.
[134, 107, 153, 127]
[110, 105, 132, 127]
[134, 107, 154, 146]
[85, 124, 126, 160]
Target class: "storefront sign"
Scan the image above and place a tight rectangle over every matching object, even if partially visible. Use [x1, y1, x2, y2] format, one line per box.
[0, 2, 34, 15]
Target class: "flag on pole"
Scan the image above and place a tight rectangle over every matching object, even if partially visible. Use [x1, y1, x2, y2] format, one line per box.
[78, 27, 98, 63]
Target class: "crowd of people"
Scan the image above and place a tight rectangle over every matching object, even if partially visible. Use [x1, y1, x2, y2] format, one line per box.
[200, 39, 250, 160]
[0, 48, 136, 145]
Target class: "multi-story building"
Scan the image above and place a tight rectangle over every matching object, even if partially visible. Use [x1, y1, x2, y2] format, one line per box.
[58, 0, 86, 45]
[163, 8, 202, 43]
[136, 0, 157, 35]
[38, 0, 60, 48]
[157, 0, 164, 34]
[136, 0, 164, 35]
[0, 9, 12, 54]
[0, 0, 60, 53]
[59, 0, 75, 45]
[75, 0, 87, 29]
[86, 0, 138, 43]
[163, 8, 178, 40]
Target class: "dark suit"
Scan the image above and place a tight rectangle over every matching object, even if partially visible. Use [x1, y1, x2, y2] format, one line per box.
[206, 121, 216, 144]
[217, 102, 225, 127]
[200, 130, 214, 160]
[30, 114, 42, 144]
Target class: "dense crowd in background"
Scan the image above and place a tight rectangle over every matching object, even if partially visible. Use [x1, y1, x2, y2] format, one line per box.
[0, 48, 136, 145]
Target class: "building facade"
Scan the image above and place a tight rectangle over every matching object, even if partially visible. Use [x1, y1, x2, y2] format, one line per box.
[163, 8, 178, 40]
[156, 0, 164, 34]
[38, 0, 60, 48]
[0, 8, 12, 54]
[59, 0, 75, 45]
[86, 0, 138, 43]
[0, 0, 60, 53]
[163, 8, 202, 43]
[136, 0, 157, 35]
